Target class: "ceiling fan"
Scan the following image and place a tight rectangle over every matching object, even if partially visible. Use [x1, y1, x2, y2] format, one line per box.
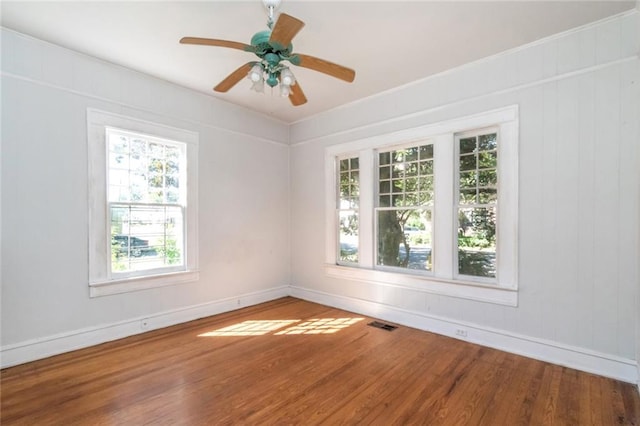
[179, 0, 356, 106]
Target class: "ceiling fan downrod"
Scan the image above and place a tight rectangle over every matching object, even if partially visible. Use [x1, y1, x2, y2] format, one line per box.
[263, 0, 281, 29]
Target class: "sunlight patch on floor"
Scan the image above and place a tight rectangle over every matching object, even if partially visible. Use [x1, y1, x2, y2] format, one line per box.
[198, 320, 299, 336]
[198, 318, 364, 337]
[275, 318, 364, 335]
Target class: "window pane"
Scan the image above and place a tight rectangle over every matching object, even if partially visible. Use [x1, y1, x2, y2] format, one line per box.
[458, 207, 496, 278]
[459, 171, 477, 189]
[378, 142, 434, 209]
[478, 133, 497, 151]
[479, 151, 497, 168]
[405, 147, 419, 162]
[478, 169, 497, 187]
[377, 209, 432, 271]
[459, 189, 477, 204]
[111, 204, 184, 273]
[419, 144, 433, 160]
[379, 152, 390, 165]
[460, 154, 476, 171]
[460, 137, 477, 154]
[419, 160, 433, 175]
[108, 132, 184, 205]
[478, 188, 498, 203]
[338, 210, 358, 264]
[379, 166, 391, 180]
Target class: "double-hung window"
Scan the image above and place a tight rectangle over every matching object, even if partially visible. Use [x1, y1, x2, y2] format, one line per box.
[326, 106, 518, 306]
[88, 110, 199, 297]
[107, 129, 186, 275]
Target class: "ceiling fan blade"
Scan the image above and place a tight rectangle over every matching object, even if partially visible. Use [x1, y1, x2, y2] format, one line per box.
[292, 53, 356, 83]
[214, 62, 254, 93]
[180, 37, 255, 52]
[289, 82, 307, 106]
[269, 13, 305, 49]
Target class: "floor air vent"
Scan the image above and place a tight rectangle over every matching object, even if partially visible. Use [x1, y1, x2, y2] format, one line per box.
[368, 321, 398, 331]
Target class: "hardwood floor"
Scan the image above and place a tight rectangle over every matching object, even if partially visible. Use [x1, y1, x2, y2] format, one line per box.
[2, 297, 639, 425]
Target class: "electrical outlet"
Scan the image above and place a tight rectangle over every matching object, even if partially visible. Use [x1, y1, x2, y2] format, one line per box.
[455, 328, 467, 337]
[141, 318, 150, 331]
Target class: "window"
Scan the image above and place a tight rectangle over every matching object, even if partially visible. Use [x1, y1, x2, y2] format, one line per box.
[337, 156, 359, 265]
[88, 110, 199, 297]
[456, 129, 498, 281]
[325, 106, 518, 306]
[108, 129, 186, 276]
[376, 143, 434, 272]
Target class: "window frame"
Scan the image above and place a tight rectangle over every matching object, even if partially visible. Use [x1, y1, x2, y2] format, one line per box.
[324, 106, 518, 306]
[87, 109, 199, 297]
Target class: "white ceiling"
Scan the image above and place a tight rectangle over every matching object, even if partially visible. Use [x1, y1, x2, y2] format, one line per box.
[1, 1, 635, 123]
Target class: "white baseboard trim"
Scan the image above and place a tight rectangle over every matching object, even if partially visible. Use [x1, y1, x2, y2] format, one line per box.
[290, 285, 638, 384]
[0, 286, 289, 369]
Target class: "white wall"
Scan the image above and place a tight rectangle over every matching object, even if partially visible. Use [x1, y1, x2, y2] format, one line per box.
[0, 28, 290, 364]
[290, 11, 640, 382]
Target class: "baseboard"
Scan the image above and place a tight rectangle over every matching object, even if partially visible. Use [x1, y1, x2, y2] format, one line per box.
[290, 285, 638, 384]
[0, 286, 289, 368]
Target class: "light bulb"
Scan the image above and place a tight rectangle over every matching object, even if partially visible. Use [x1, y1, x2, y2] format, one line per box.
[280, 68, 296, 86]
[280, 84, 290, 97]
[248, 64, 264, 83]
[280, 68, 295, 86]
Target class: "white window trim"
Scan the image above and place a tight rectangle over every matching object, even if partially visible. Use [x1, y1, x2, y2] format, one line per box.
[324, 105, 518, 306]
[87, 109, 199, 297]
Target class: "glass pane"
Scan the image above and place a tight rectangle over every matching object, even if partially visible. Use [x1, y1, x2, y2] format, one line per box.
[459, 189, 477, 204]
[339, 159, 349, 172]
[107, 131, 184, 205]
[350, 170, 359, 185]
[419, 144, 433, 160]
[478, 133, 497, 151]
[377, 209, 432, 271]
[392, 194, 404, 207]
[405, 147, 419, 162]
[460, 154, 476, 172]
[479, 151, 497, 168]
[404, 162, 419, 178]
[478, 188, 498, 203]
[457, 207, 496, 278]
[478, 169, 497, 187]
[379, 180, 390, 194]
[418, 176, 434, 193]
[419, 160, 433, 175]
[379, 195, 391, 207]
[379, 166, 391, 180]
[392, 164, 404, 179]
[405, 177, 418, 192]
[379, 152, 390, 165]
[111, 204, 184, 273]
[350, 157, 359, 169]
[459, 171, 477, 189]
[460, 137, 477, 154]
[338, 210, 358, 264]
[392, 179, 404, 193]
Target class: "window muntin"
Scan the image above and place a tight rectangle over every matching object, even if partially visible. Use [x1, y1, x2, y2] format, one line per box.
[375, 143, 434, 272]
[107, 129, 187, 277]
[456, 130, 498, 281]
[337, 156, 359, 265]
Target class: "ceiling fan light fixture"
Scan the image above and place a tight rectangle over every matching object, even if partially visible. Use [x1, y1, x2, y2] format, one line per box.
[280, 68, 295, 86]
[248, 64, 264, 82]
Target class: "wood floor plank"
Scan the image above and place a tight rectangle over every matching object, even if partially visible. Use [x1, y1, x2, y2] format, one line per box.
[2, 297, 639, 425]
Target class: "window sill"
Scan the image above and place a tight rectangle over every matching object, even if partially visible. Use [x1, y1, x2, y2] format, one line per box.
[89, 270, 199, 297]
[325, 264, 517, 306]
